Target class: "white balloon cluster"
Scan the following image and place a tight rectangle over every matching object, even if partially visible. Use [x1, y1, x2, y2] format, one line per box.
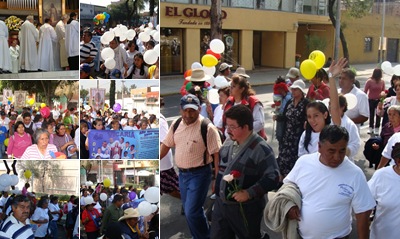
[0, 174, 19, 193]
[85, 181, 93, 186]
[100, 23, 160, 69]
[381, 61, 400, 76]
[137, 186, 159, 217]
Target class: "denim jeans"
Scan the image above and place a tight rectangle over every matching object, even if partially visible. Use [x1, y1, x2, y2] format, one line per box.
[179, 165, 212, 239]
[49, 220, 58, 239]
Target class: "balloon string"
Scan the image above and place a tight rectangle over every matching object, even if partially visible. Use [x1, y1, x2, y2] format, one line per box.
[222, 54, 240, 67]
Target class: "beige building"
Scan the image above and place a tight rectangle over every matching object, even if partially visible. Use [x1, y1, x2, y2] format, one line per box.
[160, 1, 400, 75]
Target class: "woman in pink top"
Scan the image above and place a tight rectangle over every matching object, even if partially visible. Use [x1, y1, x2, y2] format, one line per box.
[364, 68, 385, 134]
[7, 121, 32, 159]
[20, 128, 58, 159]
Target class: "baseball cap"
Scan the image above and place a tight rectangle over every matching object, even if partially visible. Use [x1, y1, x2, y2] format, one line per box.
[80, 63, 91, 74]
[219, 63, 232, 72]
[286, 67, 300, 79]
[180, 94, 200, 110]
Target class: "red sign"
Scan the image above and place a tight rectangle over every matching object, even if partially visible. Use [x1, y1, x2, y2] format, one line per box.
[165, 6, 228, 19]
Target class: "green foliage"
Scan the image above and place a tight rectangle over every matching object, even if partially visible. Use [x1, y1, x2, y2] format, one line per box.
[343, 0, 374, 18]
[80, 89, 89, 100]
[35, 193, 70, 203]
[305, 35, 327, 56]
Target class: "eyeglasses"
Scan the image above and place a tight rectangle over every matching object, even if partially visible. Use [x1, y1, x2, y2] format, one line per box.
[226, 125, 241, 131]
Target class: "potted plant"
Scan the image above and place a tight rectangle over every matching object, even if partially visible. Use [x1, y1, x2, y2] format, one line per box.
[5, 16, 23, 37]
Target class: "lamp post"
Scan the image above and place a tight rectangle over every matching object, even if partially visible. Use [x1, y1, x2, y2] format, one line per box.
[334, 0, 341, 61]
[379, 0, 386, 63]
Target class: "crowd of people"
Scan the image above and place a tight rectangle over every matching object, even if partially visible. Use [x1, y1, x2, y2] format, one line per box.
[160, 57, 400, 239]
[79, 183, 159, 239]
[80, 106, 159, 159]
[0, 188, 79, 239]
[0, 105, 79, 159]
[0, 13, 79, 74]
[80, 25, 159, 79]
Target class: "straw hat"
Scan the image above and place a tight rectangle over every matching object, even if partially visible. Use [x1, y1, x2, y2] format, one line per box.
[234, 67, 250, 78]
[118, 208, 140, 221]
[186, 69, 211, 82]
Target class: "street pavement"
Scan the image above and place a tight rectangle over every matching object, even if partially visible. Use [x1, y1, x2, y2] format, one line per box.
[159, 63, 394, 239]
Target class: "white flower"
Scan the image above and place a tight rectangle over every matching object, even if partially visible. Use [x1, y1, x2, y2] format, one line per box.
[223, 174, 234, 183]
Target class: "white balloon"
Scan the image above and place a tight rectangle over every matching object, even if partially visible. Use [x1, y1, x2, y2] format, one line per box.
[393, 65, 400, 76]
[103, 31, 114, 42]
[139, 25, 145, 32]
[10, 175, 19, 186]
[207, 76, 215, 87]
[208, 89, 219, 104]
[14, 186, 19, 190]
[385, 66, 394, 75]
[84, 105, 91, 111]
[113, 27, 122, 37]
[143, 49, 158, 65]
[119, 33, 127, 42]
[120, 25, 128, 34]
[344, 93, 358, 110]
[100, 193, 107, 201]
[144, 27, 152, 35]
[156, 25, 160, 31]
[148, 22, 154, 29]
[101, 47, 115, 60]
[3, 186, 10, 192]
[153, 32, 160, 42]
[191, 62, 202, 70]
[151, 204, 158, 213]
[210, 39, 225, 54]
[0, 186, 3, 192]
[214, 76, 230, 89]
[153, 44, 160, 56]
[100, 35, 110, 45]
[126, 30, 136, 41]
[104, 58, 116, 70]
[150, 30, 157, 37]
[202, 66, 216, 76]
[381, 61, 392, 74]
[0, 174, 11, 187]
[144, 187, 159, 203]
[138, 201, 153, 216]
[139, 32, 151, 43]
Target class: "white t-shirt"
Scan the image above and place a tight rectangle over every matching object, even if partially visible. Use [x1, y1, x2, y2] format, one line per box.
[338, 115, 360, 162]
[31, 207, 49, 237]
[213, 104, 224, 129]
[160, 114, 173, 171]
[94, 202, 102, 215]
[283, 152, 376, 239]
[368, 166, 400, 239]
[48, 203, 60, 221]
[298, 131, 319, 157]
[381, 132, 400, 166]
[339, 87, 369, 128]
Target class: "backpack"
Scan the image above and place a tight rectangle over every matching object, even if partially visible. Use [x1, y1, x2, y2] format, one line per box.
[172, 117, 224, 165]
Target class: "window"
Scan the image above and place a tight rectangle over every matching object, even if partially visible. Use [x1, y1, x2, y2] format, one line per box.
[364, 37, 373, 52]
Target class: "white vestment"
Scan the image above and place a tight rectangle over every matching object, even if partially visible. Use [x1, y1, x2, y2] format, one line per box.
[19, 20, 39, 71]
[55, 20, 68, 68]
[9, 45, 20, 73]
[0, 20, 12, 71]
[65, 19, 79, 57]
[38, 23, 57, 71]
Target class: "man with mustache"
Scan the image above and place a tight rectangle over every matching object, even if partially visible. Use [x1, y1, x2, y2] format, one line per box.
[0, 195, 34, 238]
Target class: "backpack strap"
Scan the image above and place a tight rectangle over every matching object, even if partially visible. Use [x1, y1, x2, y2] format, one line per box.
[172, 117, 183, 133]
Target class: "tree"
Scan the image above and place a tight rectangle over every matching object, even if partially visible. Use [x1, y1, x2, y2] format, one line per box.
[210, 0, 223, 40]
[17, 161, 62, 193]
[129, 84, 137, 90]
[0, 80, 77, 107]
[328, 0, 373, 63]
[80, 89, 89, 101]
[110, 80, 116, 108]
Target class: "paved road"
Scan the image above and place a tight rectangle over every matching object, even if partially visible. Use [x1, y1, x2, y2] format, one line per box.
[159, 73, 386, 239]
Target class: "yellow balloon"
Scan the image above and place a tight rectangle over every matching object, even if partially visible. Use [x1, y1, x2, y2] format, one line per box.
[309, 50, 326, 69]
[300, 59, 317, 80]
[4, 138, 9, 147]
[28, 99, 35, 105]
[201, 54, 218, 67]
[7, 97, 12, 101]
[40, 103, 46, 108]
[104, 178, 111, 188]
[24, 170, 32, 179]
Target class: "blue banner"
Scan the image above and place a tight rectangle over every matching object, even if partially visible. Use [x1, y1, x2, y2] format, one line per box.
[88, 129, 159, 159]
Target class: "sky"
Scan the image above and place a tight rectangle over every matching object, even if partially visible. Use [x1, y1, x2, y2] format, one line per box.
[80, 80, 159, 93]
[80, 0, 117, 7]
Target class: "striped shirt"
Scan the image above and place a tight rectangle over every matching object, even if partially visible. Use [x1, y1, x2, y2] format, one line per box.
[0, 214, 34, 239]
[80, 41, 98, 68]
[163, 115, 222, 169]
[20, 144, 58, 159]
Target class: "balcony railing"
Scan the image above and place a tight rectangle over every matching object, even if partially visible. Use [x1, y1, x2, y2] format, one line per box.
[6, 0, 38, 10]
[162, 0, 329, 16]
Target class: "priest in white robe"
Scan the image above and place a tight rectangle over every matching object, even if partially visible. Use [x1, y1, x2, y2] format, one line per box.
[56, 14, 69, 69]
[65, 12, 79, 70]
[9, 40, 20, 73]
[0, 20, 12, 73]
[38, 18, 57, 71]
[19, 15, 39, 71]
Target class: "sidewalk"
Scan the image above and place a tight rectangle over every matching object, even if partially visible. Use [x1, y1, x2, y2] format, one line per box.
[160, 63, 379, 96]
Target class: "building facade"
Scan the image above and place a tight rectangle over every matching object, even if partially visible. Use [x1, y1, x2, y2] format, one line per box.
[160, 0, 400, 75]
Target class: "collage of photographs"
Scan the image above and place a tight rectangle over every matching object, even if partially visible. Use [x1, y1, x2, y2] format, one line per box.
[2, 0, 400, 239]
